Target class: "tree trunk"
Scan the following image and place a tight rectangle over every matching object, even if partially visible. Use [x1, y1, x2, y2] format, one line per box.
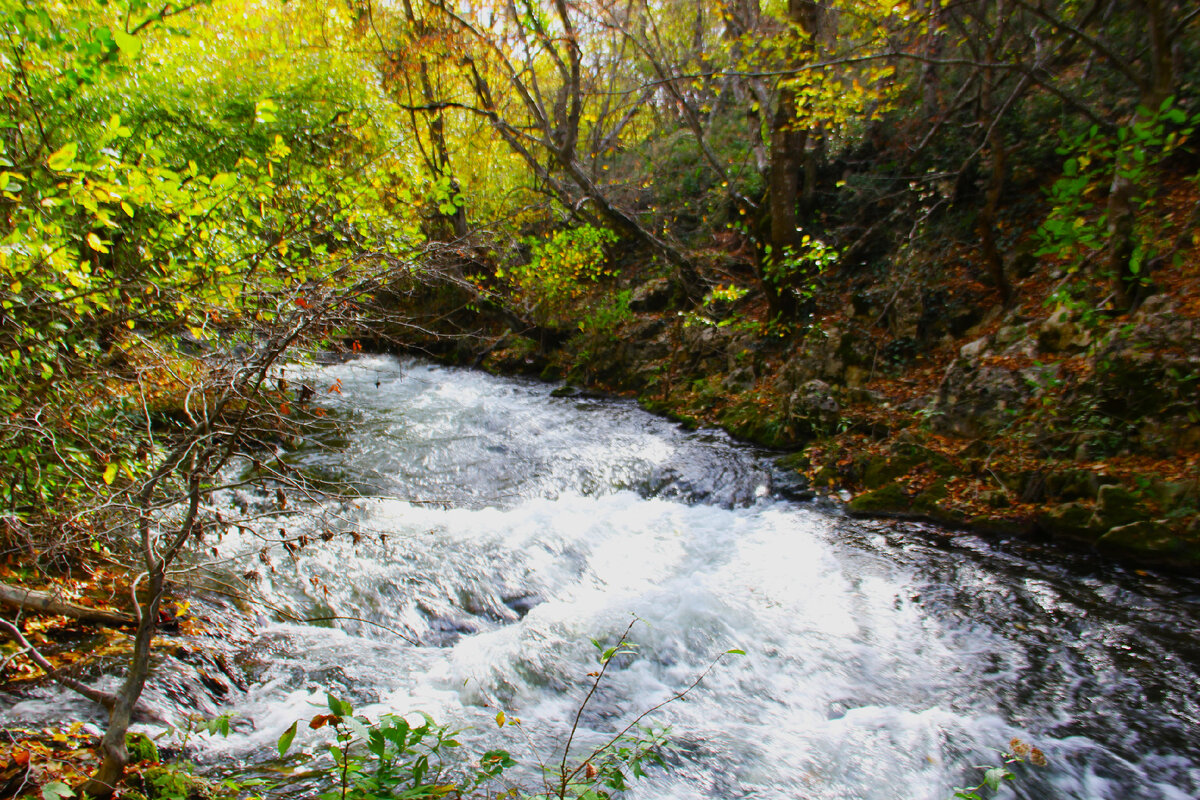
[764, 0, 821, 319]
[766, 88, 805, 318]
[978, 29, 1014, 306]
[399, 0, 470, 242]
[78, 571, 164, 799]
[1105, 168, 1137, 308]
[979, 140, 1013, 307]
[1105, 0, 1174, 309]
[0, 584, 135, 627]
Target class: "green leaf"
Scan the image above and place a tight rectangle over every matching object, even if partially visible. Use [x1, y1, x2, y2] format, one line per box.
[112, 29, 142, 58]
[47, 142, 77, 171]
[982, 766, 1013, 789]
[725, 648, 746, 655]
[42, 782, 74, 800]
[328, 693, 353, 717]
[277, 720, 297, 756]
[342, 715, 371, 742]
[255, 99, 279, 124]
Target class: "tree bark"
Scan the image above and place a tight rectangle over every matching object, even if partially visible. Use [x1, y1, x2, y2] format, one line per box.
[398, 0, 470, 241]
[977, 17, 1014, 306]
[765, 0, 821, 319]
[78, 569, 165, 799]
[1105, 0, 1175, 309]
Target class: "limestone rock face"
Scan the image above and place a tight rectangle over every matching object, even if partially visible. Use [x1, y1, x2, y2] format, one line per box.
[1093, 484, 1148, 529]
[783, 379, 840, 441]
[775, 327, 874, 392]
[927, 321, 1065, 437]
[931, 356, 1030, 437]
[1090, 297, 1200, 424]
[628, 277, 673, 312]
[1038, 306, 1091, 353]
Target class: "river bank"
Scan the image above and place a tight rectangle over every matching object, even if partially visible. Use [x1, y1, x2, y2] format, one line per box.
[375, 245, 1200, 569]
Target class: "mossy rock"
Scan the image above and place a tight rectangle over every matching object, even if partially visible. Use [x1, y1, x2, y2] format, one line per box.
[1098, 519, 1195, 559]
[977, 489, 1009, 509]
[720, 411, 789, 448]
[1043, 470, 1101, 502]
[859, 453, 921, 489]
[774, 451, 811, 472]
[1036, 501, 1103, 541]
[812, 465, 839, 488]
[909, 479, 950, 515]
[1095, 484, 1149, 528]
[1146, 480, 1197, 512]
[137, 765, 217, 800]
[892, 442, 955, 475]
[126, 732, 159, 765]
[637, 395, 668, 415]
[848, 483, 911, 514]
[637, 396, 700, 429]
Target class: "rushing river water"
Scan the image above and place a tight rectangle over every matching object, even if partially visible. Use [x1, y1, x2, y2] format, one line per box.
[6, 355, 1200, 799]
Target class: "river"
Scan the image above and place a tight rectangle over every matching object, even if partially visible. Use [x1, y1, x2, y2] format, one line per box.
[6, 355, 1200, 799]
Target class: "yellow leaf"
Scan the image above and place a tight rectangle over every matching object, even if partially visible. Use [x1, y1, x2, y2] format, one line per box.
[102, 462, 118, 485]
[47, 142, 77, 171]
[86, 233, 108, 253]
[495, 711, 505, 727]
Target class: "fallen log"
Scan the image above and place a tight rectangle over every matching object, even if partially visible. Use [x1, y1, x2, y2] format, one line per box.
[0, 584, 135, 627]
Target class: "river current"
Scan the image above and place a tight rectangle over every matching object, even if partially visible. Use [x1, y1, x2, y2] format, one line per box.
[6, 355, 1200, 799]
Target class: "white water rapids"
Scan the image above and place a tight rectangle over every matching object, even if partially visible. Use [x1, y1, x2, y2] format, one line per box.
[5, 355, 1199, 799]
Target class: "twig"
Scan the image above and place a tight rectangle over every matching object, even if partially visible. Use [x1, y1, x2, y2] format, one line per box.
[0, 617, 118, 710]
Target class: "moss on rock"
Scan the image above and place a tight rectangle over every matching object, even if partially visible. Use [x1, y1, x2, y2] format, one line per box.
[1036, 502, 1103, 541]
[1097, 520, 1198, 562]
[858, 453, 921, 489]
[848, 483, 910, 514]
[775, 451, 811, 472]
[910, 479, 950, 515]
[126, 732, 160, 765]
